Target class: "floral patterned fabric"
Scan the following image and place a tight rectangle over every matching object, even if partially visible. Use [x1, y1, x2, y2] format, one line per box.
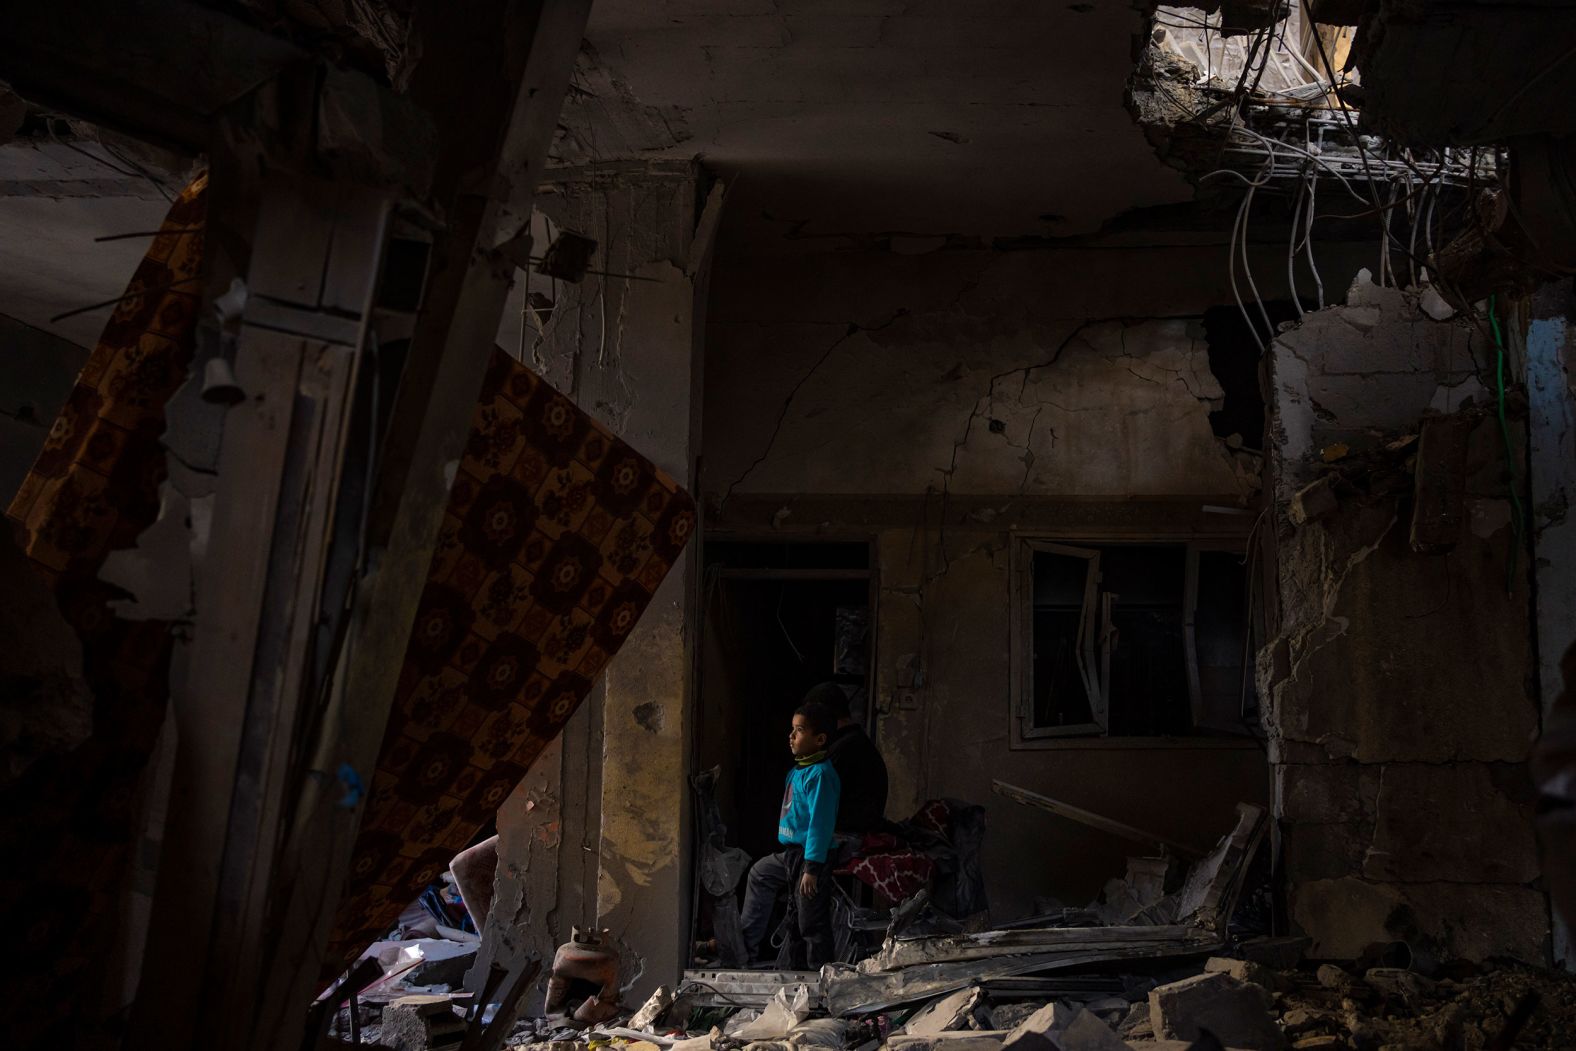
[2, 176, 207, 1043]
[325, 347, 695, 967]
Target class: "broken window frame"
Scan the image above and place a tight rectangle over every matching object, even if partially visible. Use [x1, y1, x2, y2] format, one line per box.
[1011, 540, 1107, 738]
[1011, 536, 1258, 744]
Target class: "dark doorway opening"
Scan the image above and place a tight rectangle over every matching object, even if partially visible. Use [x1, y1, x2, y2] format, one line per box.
[696, 540, 873, 860]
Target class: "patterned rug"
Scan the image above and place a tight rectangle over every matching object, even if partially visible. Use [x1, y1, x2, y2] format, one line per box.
[2, 175, 207, 1044]
[324, 347, 695, 968]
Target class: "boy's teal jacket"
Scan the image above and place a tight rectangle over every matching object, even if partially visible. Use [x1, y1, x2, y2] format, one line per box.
[777, 757, 841, 870]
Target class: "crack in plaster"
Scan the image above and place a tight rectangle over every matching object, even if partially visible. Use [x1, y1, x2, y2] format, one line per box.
[719, 308, 911, 507]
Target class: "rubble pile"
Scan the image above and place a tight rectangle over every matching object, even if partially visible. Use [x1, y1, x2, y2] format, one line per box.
[328, 949, 1576, 1051]
[320, 805, 1576, 1051]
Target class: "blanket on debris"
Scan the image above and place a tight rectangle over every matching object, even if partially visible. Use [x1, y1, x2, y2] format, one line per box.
[323, 348, 696, 969]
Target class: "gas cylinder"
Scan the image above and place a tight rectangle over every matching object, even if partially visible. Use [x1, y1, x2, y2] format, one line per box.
[544, 926, 621, 1020]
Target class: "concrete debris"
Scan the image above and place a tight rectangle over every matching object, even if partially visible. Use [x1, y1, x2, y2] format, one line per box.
[903, 987, 986, 1036]
[358, 952, 1576, 1051]
[631, 987, 675, 1031]
[1360, 967, 1434, 1002]
[1312, 966, 1351, 993]
[383, 994, 467, 1051]
[1147, 973, 1282, 1050]
[1287, 477, 1337, 526]
[1051, 1010, 1131, 1051]
[988, 1003, 1043, 1031]
[1000, 1001, 1076, 1051]
[1202, 958, 1276, 992]
[888, 1034, 1006, 1051]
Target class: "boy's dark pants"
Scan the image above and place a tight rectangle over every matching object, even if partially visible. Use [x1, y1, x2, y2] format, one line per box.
[740, 847, 833, 968]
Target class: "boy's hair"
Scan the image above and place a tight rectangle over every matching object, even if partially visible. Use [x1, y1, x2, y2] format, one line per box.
[801, 682, 850, 720]
[794, 701, 837, 739]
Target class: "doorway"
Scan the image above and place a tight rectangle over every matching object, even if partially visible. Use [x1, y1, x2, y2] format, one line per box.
[695, 539, 874, 862]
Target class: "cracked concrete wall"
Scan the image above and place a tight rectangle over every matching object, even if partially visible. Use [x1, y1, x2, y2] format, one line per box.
[479, 163, 708, 1004]
[705, 248, 1286, 502]
[698, 243, 1381, 917]
[1264, 277, 1548, 964]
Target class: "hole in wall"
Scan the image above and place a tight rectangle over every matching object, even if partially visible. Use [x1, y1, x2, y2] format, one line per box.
[1200, 301, 1301, 450]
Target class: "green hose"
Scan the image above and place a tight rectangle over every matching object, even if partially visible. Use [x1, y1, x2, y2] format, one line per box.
[1487, 294, 1525, 592]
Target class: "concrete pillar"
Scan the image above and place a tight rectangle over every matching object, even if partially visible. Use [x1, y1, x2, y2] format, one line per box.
[1261, 278, 1546, 965]
[479, 162, 720, 1004]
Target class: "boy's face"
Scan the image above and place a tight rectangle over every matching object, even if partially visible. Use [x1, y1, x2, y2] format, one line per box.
[789, 714, 827, 758]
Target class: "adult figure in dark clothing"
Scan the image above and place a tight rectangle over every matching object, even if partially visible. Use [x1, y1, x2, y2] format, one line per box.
[801, 682, 888, 833]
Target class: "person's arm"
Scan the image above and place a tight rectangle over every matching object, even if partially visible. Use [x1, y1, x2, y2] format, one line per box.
[801, 766, 841, 872]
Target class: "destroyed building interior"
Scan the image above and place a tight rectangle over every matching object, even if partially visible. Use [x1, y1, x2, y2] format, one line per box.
[6, 1, 1576, 1049]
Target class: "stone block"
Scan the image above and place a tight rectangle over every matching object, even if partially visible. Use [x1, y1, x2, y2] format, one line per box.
[1148, 973, 1284, 1050]
[1363, 762, 1538, 884]
[1002, 1002, 1077, 1051]
[1290, 878, 1548, 964]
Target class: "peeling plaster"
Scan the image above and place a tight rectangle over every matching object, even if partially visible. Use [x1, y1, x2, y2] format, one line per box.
[712, 315, 1257, 500]
[1264, 286, 1545, 963]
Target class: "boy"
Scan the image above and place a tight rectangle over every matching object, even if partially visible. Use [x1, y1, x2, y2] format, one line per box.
[739, 701, 842, 968]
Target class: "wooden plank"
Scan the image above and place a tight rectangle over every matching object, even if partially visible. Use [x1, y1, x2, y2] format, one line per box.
[992, 780, 1209, 856]
[210, 186, 389, 1039]
[130, 175, 390, 1051]
[245, 4, 593, 1046]
[128, 329, 304, 1051]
